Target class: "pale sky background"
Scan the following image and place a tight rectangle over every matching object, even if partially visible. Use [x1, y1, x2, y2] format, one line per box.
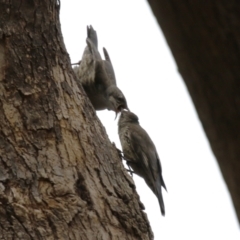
[60, 1, 240, 239]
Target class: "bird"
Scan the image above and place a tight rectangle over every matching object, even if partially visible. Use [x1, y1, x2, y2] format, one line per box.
[118, 110, 167, 216]
[73, 25, 129, 116]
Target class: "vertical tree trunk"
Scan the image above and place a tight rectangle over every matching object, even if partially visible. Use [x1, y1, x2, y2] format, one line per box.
[0, 1, 153, 239]
[147, 0, 240, 223]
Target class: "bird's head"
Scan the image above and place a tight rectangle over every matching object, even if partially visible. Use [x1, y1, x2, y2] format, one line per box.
[118, 110, 139, 126]
[106, 86, 129, 118]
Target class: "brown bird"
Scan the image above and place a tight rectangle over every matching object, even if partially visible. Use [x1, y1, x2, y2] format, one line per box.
[118, 111, 167, 216]
[73, 25, 129, 116]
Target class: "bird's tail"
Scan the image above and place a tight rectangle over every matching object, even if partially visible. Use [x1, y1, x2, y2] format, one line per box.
[102, 47, 117, 85]
[156, 180, 165, 216]
[103, 47, 112, 63]
[87, 25, 98, 49]
[161, 175, 167, 192]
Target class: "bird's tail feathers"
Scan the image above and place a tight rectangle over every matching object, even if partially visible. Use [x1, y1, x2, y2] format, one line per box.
[86, 38, 101, 61]
[87, 25, 98, 48]
[156, 180, 165, 216]
[103, 47, 112, 63]
[86, 39, 94, 54]
[161, 175, 167, 192]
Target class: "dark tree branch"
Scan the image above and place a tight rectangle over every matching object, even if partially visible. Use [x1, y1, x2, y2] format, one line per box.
[147, 0, 240, 223]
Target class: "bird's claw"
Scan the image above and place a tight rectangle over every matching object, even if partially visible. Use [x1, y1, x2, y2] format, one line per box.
[126, 169, 134, 176]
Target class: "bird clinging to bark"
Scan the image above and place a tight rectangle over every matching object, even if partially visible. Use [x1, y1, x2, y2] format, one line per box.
[118, 111, 167, 216]
[73, 25, 129, 116]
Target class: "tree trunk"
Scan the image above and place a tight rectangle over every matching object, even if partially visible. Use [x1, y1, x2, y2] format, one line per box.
[147, 0, 240, 223]
[0, 1, 153, 239]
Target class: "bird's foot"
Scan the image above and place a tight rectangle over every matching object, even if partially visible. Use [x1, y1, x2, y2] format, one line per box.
[126, 169, 134, 176]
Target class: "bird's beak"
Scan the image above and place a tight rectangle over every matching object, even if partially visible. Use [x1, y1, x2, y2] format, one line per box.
[114, 106, 123, 120]
[114, 106, 130, 120]
[115, 110, 120, 120]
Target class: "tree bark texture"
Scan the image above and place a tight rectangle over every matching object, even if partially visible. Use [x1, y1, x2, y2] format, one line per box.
[147, 0, 240, 223]
[0, 1, 153, 239]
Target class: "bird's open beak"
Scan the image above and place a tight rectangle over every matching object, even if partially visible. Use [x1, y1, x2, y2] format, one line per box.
[114, 106, 130, 120]
[115, 109, 121, 120]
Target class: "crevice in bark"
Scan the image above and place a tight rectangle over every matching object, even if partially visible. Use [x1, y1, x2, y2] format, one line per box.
[75, 172, 93, 208]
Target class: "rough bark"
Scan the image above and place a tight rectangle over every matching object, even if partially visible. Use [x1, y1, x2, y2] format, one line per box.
[0, 1, 153, 239]
[147, 0, 240, 223]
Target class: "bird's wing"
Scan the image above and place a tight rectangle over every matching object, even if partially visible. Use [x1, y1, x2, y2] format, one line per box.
[74, 25, 104, 87]
[130, 125, 153, 157]
[85, 36, 111, 90]
[156, 152, 167, 191]
[130, 124, 166, 215]
[129, 125, 153, 169]
[130, 125, 163, 184]
[74, 45, 96, 86]
[103, 47, 117, 86]
[128, 126, 158, 192]
[81, 26, 115, 89]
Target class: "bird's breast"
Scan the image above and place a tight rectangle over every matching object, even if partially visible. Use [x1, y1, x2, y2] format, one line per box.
[119, 126, 135, 160]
